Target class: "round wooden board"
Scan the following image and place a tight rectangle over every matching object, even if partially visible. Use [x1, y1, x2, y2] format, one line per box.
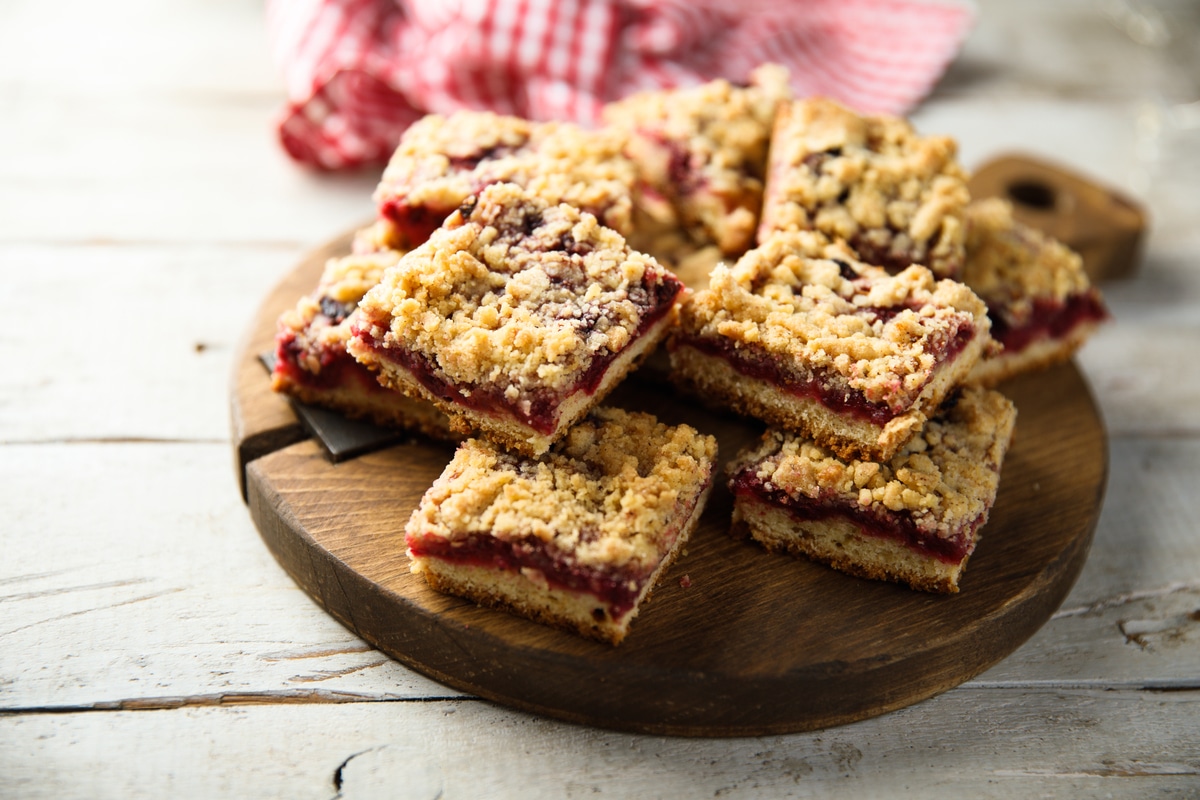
[232, 229, 1108, 737]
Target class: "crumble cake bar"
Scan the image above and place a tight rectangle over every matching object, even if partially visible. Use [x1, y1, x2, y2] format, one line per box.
[669, 232, 992, 462]
[602, 63, 791, 257]
[372, 110, 636, 248]
[348, 182, 685, 457]
[962, 198, 1110, 386]
[758, 97, 969, 279]
[350, 217, 406, 255]
[271, 248, 456, 440]
[728, 386, 1017, 593]
[405, 407, 719, 645]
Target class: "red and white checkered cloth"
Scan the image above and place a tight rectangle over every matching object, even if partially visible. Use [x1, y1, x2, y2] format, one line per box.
[267, 0, 975, 170]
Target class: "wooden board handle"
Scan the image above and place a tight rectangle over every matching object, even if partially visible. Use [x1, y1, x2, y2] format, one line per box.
[967, 153, 1148, 282]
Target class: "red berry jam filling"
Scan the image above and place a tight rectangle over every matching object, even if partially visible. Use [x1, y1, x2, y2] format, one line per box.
[354, 273, 682, 434]
[673, 311, 976, 425]
[658, 134, 704, 196]
[989, 292, 1109, 355]
[728, 470, 975, 564]
[377, 200, 456, 249]
[446, 144, 523, 173]
[849, 232, 932, 275]
[406, 529, 663, 620]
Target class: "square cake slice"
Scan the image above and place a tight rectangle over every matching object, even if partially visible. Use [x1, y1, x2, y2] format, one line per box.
[602, 63, 791, 257]
[728, 386, 1017, 593]
[962, 198, 1110, 386]
[271, 249, 456, 440]
[405, 407, 719, 645]
[372, 110, 636, 248]
[348, 182, 685, 457]
[758, 97, 969, 279]
[669, 232, 992, 462]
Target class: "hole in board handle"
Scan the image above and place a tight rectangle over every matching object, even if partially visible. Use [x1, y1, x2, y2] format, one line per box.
[1006, 180, 1057, 210]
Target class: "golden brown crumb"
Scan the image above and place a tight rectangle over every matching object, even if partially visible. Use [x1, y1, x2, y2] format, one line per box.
[729, 386, 1016, 539]
[603, 64, 792, 255]
[759, 97, 969, 278]
[407, 407, 719, 572]
[676, 232, 989, 409]
[275, 248, 404, 375]
[963, 198, 1094, 322]
[373, 111, 637, 236]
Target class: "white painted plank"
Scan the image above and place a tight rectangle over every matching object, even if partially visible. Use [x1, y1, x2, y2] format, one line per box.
[1075, 239, 1200, 436]
[0, 443, 456, 711]
[2, 440, 1197, 712]
[0, 92, 378, 245]
[941, 0, 1200, 105]
[1, 688, 1197, 800]
[0, 0, 282, 96]
[0, 244, 305, 442]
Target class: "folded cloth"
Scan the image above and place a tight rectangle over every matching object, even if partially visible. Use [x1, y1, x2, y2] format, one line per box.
[267, 0, 974, 170]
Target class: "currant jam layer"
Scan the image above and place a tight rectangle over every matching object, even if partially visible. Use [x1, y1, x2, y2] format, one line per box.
[849, 232, 932, 275]
[354, 275, 682, 434]
[675, 310, 975, 425]
[729, 471, 976, 564]
[407, 530, 667, 619]
[989, 291, 1109, 355]
[275, 331, 389, 395]
[377, 199, 455, 249]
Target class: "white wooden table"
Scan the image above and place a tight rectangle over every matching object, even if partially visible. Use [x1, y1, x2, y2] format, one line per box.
[2, 1, 1198, 796]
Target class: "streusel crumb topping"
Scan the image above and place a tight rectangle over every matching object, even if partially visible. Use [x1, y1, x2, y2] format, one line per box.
[277, 249, 404, 371]
[760, 97, 969, 277]
[602, 63, 790, 183]
[355, 182, 681, 394]
[602, 63, 792, 253]
[407, 407, 718, 570]
[963, 198, 1093, 320]
[677, 232, 989, 408]
[373, 111, 637, 234]
[731, 386, 1016, 537]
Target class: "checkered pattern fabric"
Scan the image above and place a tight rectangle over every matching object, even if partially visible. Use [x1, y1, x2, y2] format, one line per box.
[267, 0, 974, 170]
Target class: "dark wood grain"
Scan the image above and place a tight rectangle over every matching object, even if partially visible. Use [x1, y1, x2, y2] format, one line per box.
[232, 231, 1108, 737]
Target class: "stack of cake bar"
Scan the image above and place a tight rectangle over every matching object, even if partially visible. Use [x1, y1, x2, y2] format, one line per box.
[270, 65, 1108, 642]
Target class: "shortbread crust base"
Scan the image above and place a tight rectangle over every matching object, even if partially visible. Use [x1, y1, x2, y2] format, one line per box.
[732, 496, 971, 594]
[967, 320, 1102, 388]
